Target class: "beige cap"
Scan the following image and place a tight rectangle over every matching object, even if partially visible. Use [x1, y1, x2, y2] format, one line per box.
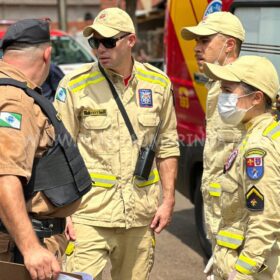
[203, 56, 279, 101]
[181, 12, 245, 42]
[83, 7, 135, 38]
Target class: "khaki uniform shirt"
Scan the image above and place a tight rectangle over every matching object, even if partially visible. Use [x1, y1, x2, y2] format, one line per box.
[54, 61, 179, 228]
[0, 61, 80, 218]
[201, 80, 245, 241]
[214, 113, 280, 279]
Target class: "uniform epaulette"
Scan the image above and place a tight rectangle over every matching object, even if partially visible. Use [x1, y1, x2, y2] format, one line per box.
[263, 120, 280, 140]
[67, 62, 96, 81]
[67, 62, 105, 94]
[136, 62, 169, 89]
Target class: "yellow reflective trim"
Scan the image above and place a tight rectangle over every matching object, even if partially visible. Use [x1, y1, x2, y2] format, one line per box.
[216, 240, 240, 249]
[68, 71, 101, 87]
[65, 241, 75, 256]
[136, 74, 167, 88]
[135, 169, 160, 187]
[235, 254, 257, 275]
[71, 77, 105, 93]
[90, 173, 116, 181]
[137, 68, 169, 83]
[271, 130, 280, 140]
[263, 121, 278, 136]
[209, 182, 221, 197]
[90, 172, 117, 188]
[219, 230, 244, 240]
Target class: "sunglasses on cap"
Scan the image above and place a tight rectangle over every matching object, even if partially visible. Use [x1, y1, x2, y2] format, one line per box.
[88, 33, 130, 49]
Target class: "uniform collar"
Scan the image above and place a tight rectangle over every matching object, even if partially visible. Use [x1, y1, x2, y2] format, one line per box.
[0, 60, 37, 89]
[244, 113, 273, 132]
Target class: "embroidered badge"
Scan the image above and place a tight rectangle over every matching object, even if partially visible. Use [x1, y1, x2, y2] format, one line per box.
[224, 149, 238, 172]
[246, 185, 264, 211]
[0, 112, 22, 130]
[245, 148, 266, 180]
[139, 89, 153, 107]
[55, 87, 67, 103]
[82, 109, 107, 117]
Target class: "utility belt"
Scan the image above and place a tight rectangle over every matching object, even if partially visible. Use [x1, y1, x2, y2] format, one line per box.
[0, 217, 66, 239]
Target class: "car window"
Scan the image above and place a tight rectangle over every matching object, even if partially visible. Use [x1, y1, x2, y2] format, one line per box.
[51, 35, 94, 65]
[235, 7, 280, 75]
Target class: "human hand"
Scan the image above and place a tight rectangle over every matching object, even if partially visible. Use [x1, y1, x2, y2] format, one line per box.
[23, 244, 60, 280]
[150, 201, 174, 234]
[65, 216, 76, 241]
[228, 270, 237, 280]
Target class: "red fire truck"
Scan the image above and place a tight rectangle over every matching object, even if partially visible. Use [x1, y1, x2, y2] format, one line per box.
[165, 0, 280, 256]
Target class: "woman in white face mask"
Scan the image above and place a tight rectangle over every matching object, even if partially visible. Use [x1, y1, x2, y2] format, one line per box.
[203, 55, 280, 280]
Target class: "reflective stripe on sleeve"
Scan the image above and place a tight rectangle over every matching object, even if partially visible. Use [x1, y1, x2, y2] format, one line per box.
[90, 173, 117, 188]
[263, 121, 280, 140]
[216, 230, 244, 249]
[135, 169, 160, 187]
[209, 182, 221, 197]
[235, 254, 257, 275]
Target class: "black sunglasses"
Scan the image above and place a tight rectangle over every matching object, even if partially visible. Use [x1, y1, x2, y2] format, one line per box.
[88, 33, 130, 49]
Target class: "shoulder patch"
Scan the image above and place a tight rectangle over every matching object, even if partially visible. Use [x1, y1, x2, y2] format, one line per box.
[246, 185, 264, 211]
[0, 112, 22, 130]
[244, 148, 266, 180]
[224, 149, 238, 173]
[55, 87, 67, 103]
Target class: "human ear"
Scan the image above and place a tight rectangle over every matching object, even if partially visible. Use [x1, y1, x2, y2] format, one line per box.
[225, 38, 236, 54]
[252, 91, 264, 106]
[44, 45, 52, 63]
[128, 34, 136, 48]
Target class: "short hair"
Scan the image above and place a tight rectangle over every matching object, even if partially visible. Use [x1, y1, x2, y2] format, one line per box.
[3, 41, 50, 54]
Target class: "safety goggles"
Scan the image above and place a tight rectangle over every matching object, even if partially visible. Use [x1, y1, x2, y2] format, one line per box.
[88, 33, 130, 49]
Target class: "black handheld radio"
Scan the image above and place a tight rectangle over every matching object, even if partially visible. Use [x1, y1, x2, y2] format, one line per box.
[134, 121, 162, 180]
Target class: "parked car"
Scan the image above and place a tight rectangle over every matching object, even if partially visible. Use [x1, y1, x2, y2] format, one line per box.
[0, 23, 96, 74]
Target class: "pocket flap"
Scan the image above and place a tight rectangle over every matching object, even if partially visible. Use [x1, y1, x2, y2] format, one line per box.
[217, 129, 242, 143]
[138, 114, 159, 127]
[84, 116, 111, 130]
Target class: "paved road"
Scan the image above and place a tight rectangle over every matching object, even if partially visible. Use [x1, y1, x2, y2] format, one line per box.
[103, 191, 207, 280]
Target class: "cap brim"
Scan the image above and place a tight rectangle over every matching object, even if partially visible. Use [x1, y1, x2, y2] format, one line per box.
[83, 24, 120, 38]
[181, 26, 217, 40]
[203, 63, 241, 82]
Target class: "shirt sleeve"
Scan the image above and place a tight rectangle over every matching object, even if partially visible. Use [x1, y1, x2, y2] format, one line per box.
[0, 89, 40, 181]
[53, 75, 80, 141]
[157, 82, 180, 158]
[237, 139, 280, 275]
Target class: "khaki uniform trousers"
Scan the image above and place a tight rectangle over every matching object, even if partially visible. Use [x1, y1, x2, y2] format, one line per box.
[0, 232, 68, 267]
[66, 224, 155, 280]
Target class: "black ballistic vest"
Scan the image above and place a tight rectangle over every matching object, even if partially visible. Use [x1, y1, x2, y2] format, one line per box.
[0, 78, 91, 207]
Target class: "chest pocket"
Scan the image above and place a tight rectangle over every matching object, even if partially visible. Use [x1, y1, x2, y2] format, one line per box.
[82, 116, 114, 154]
[214, 129, 242, 169]
[220, 172, 244, 223]
[137, 113, 160, 145]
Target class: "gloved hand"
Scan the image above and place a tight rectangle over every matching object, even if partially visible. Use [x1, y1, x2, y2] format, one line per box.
[204, 255, 214, 280]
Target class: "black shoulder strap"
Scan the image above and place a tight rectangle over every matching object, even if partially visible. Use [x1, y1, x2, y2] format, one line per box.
[0, 78, 63, 134]
[98, 63, 138, 142]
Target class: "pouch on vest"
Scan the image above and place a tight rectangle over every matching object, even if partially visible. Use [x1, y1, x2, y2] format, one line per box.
[0, 78, 92, 207]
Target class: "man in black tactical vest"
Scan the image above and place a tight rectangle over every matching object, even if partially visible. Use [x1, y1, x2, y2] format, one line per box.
[0, 19, 91, 280]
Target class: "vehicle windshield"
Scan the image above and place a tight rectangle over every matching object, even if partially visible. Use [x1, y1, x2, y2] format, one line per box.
[235, 6, 280, 75]
[51, 35, 94, 65]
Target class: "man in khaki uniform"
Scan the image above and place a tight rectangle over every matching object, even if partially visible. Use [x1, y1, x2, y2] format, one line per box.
[54, 7, 179, 280]
[203, 56, 280, 279]
[181, 12, 245, 253]
[0, 19, 87, 280]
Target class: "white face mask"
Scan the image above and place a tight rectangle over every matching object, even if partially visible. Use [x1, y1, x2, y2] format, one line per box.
[218, 92, 255, 125]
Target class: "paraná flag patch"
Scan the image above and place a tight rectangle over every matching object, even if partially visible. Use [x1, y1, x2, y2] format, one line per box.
[0, 112, 22, 130]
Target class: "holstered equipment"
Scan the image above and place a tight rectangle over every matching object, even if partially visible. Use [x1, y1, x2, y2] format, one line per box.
[0, 78, 92, 207]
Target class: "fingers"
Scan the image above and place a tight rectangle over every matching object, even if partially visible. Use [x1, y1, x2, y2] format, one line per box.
[51, 257, 61, 280]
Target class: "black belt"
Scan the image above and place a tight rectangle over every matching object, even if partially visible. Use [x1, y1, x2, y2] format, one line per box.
[0, 217, 66, 239]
